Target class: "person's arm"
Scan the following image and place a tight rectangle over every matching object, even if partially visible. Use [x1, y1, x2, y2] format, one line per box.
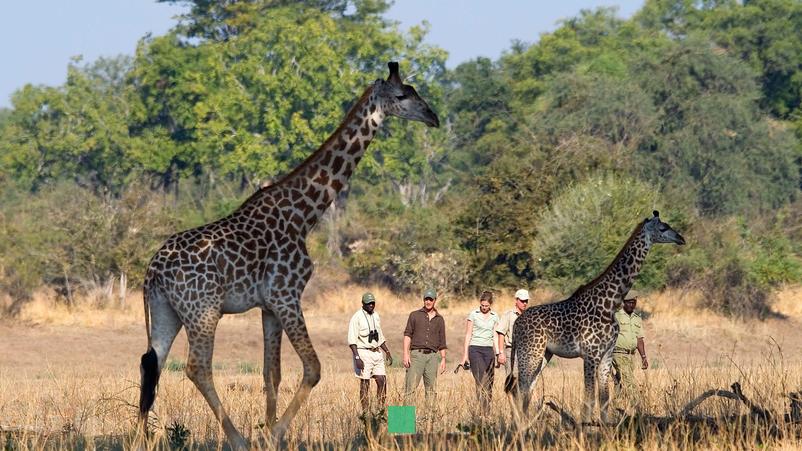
[492, 317, 500, 356]
[376, 314, 392, 365]
[403, 336, 412, 368]
[462, 315, 473, 365]
[348, 316, 364, 371]
[637, 337, 647, 369]
[380, 342, 393, 366]
[496, 315, 508, 364]
[438, 317, 447, 374]
[350, 344, 364, 371]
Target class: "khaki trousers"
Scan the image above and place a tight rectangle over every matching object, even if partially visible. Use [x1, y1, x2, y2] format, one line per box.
[403, 349, 440, 410]
[612, 351, 638, 404]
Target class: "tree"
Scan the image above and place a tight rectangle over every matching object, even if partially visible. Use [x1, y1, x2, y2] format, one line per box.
[633, 38, 798, 215]
[0, 57, 137, 193]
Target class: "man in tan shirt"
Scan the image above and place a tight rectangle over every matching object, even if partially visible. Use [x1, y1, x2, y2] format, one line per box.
[495, 288, 529, 376]
[348, 292, 392, 417]
[402, 288, 447, 410]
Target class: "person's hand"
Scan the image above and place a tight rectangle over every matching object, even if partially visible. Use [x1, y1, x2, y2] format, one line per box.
[354, 355, 364, 371]
[641, 356, 648, 370]
[439, 358, 446, 374]
[385, 351, 393, 366]
[497, 353, 507, 365]
[461, 356, 469, 366]
[403, 353, 411, 369]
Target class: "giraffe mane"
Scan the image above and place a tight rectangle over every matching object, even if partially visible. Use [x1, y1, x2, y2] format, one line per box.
[237, 84, 376, 209]
[569, 219, 647, 299]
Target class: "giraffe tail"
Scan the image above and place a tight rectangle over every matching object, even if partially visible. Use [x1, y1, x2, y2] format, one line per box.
[143, 288, 152, 347]
[139, 288, 159, 421]
[504, 340, 517, 394]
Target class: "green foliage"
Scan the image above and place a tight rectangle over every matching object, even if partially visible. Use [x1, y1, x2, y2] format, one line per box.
[0, 1, 800, 320]
[165, 358, 186, 372]
[0, 180, 184, 301]
[632, 37, 798, 216]
[532, 174, 679, 293]
[639, 0, 802, 118]
[237, 361, 259, 374]
[666, 217, 802, 318]
[0, 57, 138, 193]
[128, 3, 446, 190]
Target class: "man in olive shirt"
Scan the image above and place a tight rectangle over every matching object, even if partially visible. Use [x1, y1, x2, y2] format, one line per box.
[495, 288, 530, 376]
[402, 288, 447, 410]
[613, 298, 648, 404]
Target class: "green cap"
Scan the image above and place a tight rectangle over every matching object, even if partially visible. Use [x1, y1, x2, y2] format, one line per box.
[423, 288, 437, 300]
[361, 292, 376, 305]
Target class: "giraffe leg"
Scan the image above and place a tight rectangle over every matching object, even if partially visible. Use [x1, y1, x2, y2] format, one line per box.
[582, 358, 599, 423]
[138, 291, 182, 435]
[185, 315, 248, 451]
[262, 309, 282, 429]
[597, 348, 614, 422]
[271, 305, 321, 442]
[517, 340, 547, 415]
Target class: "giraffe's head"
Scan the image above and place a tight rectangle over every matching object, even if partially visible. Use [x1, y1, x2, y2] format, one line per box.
[374, 62, 440, 127]
[643, 210, 686, 245]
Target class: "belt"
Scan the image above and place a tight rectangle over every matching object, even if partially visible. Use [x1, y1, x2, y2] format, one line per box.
[359, 347, 381, 352]
[505, 346, 512, 349]
[613, 349, 635, 355]
[413, 349, 436, 354]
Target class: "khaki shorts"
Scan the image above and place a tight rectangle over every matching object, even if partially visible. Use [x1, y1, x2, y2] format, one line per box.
[354, 348, 386, 380]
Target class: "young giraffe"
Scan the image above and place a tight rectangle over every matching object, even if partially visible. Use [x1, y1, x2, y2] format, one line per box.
[137, 62, 439, 449]
[505, 211, 685, 422]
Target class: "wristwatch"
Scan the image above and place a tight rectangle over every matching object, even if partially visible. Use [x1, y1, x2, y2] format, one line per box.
[354, 356, 360, 360]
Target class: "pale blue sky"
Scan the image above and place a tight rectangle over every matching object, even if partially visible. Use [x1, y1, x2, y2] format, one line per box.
[0, 0, 644, 108]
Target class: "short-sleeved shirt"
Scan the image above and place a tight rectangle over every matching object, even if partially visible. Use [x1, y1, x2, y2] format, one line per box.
[467, 310, 499, 347]
[614, 309, 644, 351]
[348, 309, 386, 349]
[404, 308, 447, 352]
[495, 309, 521, 348]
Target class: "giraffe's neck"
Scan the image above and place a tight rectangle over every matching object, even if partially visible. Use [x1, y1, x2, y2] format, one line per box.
[574, 221, 651, 310]
[247, 86, 385, 235]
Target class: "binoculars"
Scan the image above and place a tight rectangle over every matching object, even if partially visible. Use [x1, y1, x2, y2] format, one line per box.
[368, 329, 379, 343]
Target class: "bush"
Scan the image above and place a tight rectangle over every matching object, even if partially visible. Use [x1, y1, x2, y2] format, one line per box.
[669, 217, 802, 319]
[531, 173, 682, 294]
[342, 198, 468, 294]
[0, 180, 187, 304]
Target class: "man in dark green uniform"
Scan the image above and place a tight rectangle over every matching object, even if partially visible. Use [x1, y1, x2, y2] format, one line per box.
[612, 298, 648, 405]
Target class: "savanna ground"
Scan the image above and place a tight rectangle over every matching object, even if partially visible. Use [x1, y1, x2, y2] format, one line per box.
[1, 284, 802, 450]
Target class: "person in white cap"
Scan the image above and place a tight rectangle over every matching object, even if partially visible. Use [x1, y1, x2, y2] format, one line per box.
[495, 288, 530, 376]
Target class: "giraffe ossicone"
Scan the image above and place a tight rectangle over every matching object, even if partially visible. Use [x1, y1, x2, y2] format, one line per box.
[505, 210, 685, 423]
[137, 62, 439, 449]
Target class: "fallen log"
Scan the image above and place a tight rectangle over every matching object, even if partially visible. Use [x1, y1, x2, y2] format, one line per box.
[541, 381, 796, 439]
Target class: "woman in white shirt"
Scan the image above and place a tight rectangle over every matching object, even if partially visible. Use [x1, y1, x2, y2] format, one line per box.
[460, 291, 499, 410]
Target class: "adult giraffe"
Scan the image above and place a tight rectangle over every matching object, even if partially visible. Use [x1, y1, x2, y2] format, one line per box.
[137, 62, 439, 449]
[505, 211, 685, 422]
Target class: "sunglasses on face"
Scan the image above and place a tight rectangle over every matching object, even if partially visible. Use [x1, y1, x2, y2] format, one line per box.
[516, 298, 528, 304]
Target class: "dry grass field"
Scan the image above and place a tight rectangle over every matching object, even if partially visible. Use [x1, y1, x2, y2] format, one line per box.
[1, 285, 802, 450]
